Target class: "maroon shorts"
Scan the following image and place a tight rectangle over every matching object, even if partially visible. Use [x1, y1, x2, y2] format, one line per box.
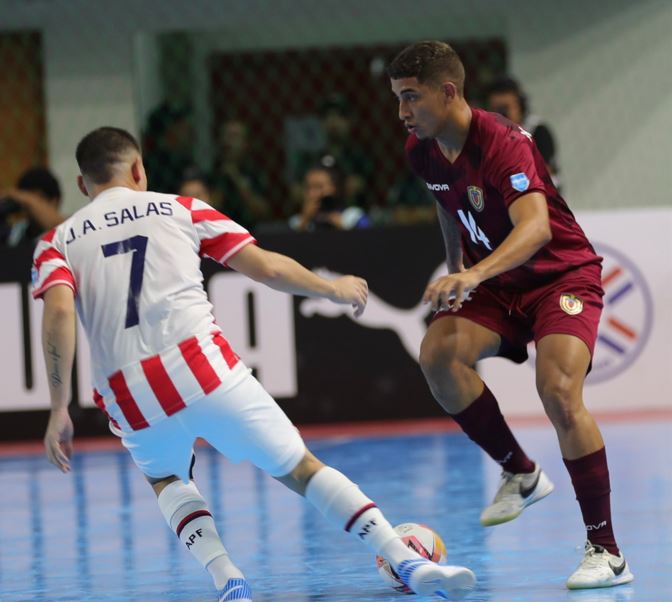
[433, 265, 604, 364]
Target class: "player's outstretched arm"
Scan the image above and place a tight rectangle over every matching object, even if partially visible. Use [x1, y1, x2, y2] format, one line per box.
[228, 243, 368, 317]
[41, 285, 76, 473]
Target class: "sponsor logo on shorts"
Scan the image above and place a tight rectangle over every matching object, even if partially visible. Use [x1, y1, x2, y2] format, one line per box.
[510, 172, 530, 192]
[467, 186, 485, 212]
[559, 293, 583, 315]
[426, 183, 450, 191]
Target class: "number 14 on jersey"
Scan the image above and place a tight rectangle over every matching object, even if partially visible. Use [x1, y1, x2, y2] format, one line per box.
[457, 209, 492, 250]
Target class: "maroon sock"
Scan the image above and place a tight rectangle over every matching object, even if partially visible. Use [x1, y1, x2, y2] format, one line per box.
[450, 384, 535, 474]
[563, 447, 619, 556]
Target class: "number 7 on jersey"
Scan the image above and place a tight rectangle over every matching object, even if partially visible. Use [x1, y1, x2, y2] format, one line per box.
[101, 235, 148, 328]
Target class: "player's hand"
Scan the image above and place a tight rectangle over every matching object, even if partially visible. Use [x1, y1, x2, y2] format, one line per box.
[328, 276, 368, 318]
[1, 188, 36, 208]
[44, 407, 74, 473]
[423, 270, 481, 312]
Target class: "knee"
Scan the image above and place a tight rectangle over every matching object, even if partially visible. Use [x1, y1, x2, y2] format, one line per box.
[148, 474, 181, 497]
[293, 451, 324, 484]
[537, 378, 581, 431]
[277, 450, 325, 495]
[419, 337, 470, 381]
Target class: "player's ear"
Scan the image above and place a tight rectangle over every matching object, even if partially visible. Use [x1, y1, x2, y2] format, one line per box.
[131, 156, 148, 190]
[77, 175, 89, 197]
[131, 156, 142, 184]
[441, 81, 458, 102]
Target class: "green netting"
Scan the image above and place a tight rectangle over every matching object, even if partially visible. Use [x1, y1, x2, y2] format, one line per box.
[1, 0, 668, 241]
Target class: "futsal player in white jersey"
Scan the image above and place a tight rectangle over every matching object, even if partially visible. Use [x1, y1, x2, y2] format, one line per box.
[33, 127, 475, 601]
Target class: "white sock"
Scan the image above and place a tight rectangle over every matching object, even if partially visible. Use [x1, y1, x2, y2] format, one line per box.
[305, 466, 421, 570]
[157, 480, 243, 590]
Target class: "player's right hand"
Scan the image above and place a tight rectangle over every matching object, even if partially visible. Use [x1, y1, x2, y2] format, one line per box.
[423, 271, 480, 312]
[329, 276, 368, 318]
[44, 407, 74, 473]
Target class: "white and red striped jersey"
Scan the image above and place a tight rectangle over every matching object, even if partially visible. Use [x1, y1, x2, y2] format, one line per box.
[32, 187, 255, 433]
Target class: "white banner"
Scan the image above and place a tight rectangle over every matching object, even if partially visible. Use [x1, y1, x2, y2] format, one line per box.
[1, 272, 297, 412]
[2, 208, 669, 417]
[480, 208, 672, 416]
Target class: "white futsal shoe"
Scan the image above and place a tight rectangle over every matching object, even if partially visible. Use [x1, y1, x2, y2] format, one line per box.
[397, 558, 476, 600]
[566, 541, 634, 589]
[480, 463, 554, 526]
[217, 577, 253, 601]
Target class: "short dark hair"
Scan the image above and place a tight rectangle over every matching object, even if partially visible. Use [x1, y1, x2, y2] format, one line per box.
[486, 76, 522, 98]
[305, 163, 345, 198]
[486, 76, 527, 111]
[179, 166, 210, 188]
[76, 127, 141, 184]
[387, 41, 465, 93]
[17, 167, 61, 200]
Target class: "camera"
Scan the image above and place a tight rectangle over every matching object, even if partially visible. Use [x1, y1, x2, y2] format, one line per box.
[318, 194, 344, 213]
[491, 105, 510, 119]
[0, 197, 22, 219]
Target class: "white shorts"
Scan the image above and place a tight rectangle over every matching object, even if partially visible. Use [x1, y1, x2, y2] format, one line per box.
[119, 370, 306, 482]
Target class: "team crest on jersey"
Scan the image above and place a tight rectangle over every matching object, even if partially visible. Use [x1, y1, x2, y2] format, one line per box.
[559, 293, 583, 315]
[510, 172, 530, 192]
[467, 186, 485, 212]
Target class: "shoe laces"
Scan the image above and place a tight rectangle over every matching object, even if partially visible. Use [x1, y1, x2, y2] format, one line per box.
[578, 543, 608, 570]
[493, 471, 522, 502]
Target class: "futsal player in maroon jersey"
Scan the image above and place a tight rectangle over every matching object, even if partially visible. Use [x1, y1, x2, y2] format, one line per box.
[387, 41, 633, 589]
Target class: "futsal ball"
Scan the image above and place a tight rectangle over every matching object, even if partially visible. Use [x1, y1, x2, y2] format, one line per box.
[375, 523, 447, 593]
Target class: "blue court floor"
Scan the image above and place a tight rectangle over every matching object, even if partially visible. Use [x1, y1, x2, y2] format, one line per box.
[1, 419, 670, 601]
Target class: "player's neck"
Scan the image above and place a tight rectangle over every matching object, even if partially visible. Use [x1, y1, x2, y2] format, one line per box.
[88, 178, 142, 201]
[435, 102, 472, 164]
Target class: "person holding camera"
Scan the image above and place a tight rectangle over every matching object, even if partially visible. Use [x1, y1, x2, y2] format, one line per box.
[0, 167, 65, 247]
[486, 77, 560, 187]
[289, 164, 371, 232]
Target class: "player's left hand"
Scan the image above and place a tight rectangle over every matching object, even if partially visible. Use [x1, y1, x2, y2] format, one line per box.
[422, 270, 482, 312]
[44, 407, 74, 473]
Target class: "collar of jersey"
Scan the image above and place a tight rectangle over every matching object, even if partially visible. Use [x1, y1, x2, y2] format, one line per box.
[91, 186, 133, 203]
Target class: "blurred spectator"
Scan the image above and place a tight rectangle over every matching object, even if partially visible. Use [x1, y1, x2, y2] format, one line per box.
[210, 119, 272, 231]
[142, 102, 195, 193]
[385, 172, 437, 225]
[178, 167, 212, 203]
[291, 94, 373, 211]
[486, 77, 560, 185]
[0, 167, 65, 247]
[289, 165, 371, 232]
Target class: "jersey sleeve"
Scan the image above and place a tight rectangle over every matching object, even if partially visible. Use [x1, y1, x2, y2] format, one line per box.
[32, 228, 76, 300]
[487, 130, 547, 208]
[175, 196, 256, 264]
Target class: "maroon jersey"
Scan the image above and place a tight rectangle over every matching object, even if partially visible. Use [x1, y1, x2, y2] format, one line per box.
[406, 108, 601, 291]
